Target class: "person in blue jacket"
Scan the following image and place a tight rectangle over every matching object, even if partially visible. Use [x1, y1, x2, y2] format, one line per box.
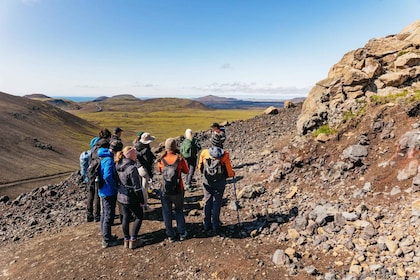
[98, 140, 122, 248]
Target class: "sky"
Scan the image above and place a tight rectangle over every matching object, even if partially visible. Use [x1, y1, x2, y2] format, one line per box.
[0, 0, 419, 101]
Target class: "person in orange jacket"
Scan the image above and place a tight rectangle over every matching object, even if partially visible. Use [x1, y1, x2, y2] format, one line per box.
[157, 138, 189, 242]
[198, 134, 235, 236]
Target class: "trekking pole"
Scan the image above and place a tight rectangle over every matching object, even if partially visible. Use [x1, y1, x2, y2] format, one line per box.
[232, 176, 241, 226]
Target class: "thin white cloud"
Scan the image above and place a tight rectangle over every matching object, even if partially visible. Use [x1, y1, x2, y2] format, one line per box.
[220, 63, 232, 70]
[193, 82, 309, 98]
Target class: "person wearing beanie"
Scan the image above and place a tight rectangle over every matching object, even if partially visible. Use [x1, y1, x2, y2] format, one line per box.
[210, 123, 226, 148]
[115, 146, 145, 249]
[157, 138, 189, 242]
[198, 143, 235, 237]
[134, 132, 156, 212]
[180, 128, 202, 192]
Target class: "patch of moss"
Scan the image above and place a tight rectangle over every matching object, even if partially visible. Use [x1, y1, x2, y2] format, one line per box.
[312, 124, 336, 137]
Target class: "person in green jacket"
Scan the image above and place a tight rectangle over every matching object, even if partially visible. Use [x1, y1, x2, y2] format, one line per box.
[180, 128, 201, 192]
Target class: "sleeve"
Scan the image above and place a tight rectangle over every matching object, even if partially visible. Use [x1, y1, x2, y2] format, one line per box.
[102, 159, 115, 186]
[131, 166, 142, 190]
[197, 150, 205, 173]
[179, 157, 189, 175]
[222, 151, 235, 178]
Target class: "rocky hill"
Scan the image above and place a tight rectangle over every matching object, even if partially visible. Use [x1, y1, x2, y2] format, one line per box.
[1, 20, 420, 280]
[0, 92, 98, 184]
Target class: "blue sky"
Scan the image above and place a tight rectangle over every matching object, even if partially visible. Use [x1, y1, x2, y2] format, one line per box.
[1, 0, 419, 100]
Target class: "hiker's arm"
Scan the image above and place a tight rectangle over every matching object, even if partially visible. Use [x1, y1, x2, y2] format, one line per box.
[197, 150, 205, 173]
[180, 158, 189, 174]
[131, 167, 142, 189]
[223, 152, 235, 178]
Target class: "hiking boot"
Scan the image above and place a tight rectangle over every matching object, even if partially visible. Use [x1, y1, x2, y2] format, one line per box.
[179, 232, 188, 241]
[167, 236, 176, 243]
[102, 239, 119, 248]
[143, 205, 154, 213]
[185, 185, 195, 192]
[86, 214, 94, 222]
[129, 238, 144, 249]
[124, 239, 130, 248]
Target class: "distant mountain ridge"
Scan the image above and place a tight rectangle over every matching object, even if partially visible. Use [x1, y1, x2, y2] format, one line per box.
[23, 94, 303, 110]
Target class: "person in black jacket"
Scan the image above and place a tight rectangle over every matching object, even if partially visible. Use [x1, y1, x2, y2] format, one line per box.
[135, 132, 156, 212]
[115, 146, 144, 249]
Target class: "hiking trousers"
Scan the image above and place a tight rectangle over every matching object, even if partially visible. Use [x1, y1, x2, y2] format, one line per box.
[87, 184, 100, 219]
[161, 192, 186, 237]
[203, 183, 226, 232]
[120, 202, 143, 240]
[100, 195, 117, 242]
[185, 156, 197, 186]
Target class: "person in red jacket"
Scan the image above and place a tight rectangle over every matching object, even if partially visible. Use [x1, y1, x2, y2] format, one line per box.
[157, 138, 189, 242]
[198, 135, 235, 236]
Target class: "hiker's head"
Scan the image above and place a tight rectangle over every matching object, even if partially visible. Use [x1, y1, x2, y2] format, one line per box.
[209, 146, 224, 158]
[114, 127, 123, 137]
[99, 128, 112, 140]
[110, 140, 123, 153]
[165, 138, 177, 152]
[211, 134, 222, 148]
[123, 146, 137, 160]
[140, 132, 155, 144]
[185, 128, 192, 140]
[211, 122, 220, 131]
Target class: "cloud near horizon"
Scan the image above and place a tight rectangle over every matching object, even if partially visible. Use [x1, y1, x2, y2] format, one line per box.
[194, 82, 309, 97]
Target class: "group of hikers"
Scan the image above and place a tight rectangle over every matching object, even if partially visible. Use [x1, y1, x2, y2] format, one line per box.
[79, 123, 234, 249]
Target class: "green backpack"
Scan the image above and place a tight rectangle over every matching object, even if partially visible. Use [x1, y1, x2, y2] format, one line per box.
[181, 139, 193, 158]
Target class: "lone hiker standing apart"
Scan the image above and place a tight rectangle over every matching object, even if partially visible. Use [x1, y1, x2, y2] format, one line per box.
[198, 134, 234, 236]
[98, 140, 122, 248]
[181, 128, 201, 192]
[157, 138, 189, 242]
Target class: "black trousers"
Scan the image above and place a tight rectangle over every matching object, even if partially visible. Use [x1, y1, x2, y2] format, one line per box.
[87, 184, 101, 219]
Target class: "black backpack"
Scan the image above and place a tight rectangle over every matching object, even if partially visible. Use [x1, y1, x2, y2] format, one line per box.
[87, 146, 104, 189]
[161, 157, 180, 195]
[204, 157, 225, 183]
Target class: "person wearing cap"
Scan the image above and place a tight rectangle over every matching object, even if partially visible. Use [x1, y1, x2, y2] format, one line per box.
[157, 138, 189, 242]
[198, 135, 234, 236]
[180, 128, 201, 192]
[97, 139, 122, 248]
[132, 131, 144, 146]
[134, 132, 156, 212]
[86, 128, 111, 223]
[210, 123, 226, 148]
[115, 146, 145, 249]
[112, 127, 123, 141]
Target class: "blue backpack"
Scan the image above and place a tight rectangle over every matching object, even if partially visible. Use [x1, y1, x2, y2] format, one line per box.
[79, 150, 91, 183]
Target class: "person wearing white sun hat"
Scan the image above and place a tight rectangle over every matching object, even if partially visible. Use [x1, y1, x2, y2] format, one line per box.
[135, 132, 156, 212]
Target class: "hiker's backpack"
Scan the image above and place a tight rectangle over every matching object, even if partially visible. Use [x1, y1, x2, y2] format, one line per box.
[181, 139, 193, 158]
[87, 146, 104, 189]
[79, 150, 91, 183]
[161, 157, 180, 195]
[204, 157, 225, 183]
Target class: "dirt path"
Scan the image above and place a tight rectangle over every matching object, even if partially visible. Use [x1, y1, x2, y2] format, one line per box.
[0, 189, 296, 280]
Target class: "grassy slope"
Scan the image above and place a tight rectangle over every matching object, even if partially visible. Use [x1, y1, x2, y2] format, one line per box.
[71, 108, 262, 145]
[69, 97, 264, 145]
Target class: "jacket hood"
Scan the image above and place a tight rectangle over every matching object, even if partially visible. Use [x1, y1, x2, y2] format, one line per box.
[98, 147, 113, 158]
[116, 158, 134, 172]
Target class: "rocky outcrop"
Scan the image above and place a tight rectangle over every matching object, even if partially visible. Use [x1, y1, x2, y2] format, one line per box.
[297, 20, 420, 135]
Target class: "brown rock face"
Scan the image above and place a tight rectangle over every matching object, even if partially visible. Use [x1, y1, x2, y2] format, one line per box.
[298, 20, 420, 135]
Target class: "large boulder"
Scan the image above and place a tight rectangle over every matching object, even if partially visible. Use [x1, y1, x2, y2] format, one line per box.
[297, 19, 420, 135]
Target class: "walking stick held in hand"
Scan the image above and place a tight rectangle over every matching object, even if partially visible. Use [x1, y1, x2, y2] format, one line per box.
[233, 176, 241, 226]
